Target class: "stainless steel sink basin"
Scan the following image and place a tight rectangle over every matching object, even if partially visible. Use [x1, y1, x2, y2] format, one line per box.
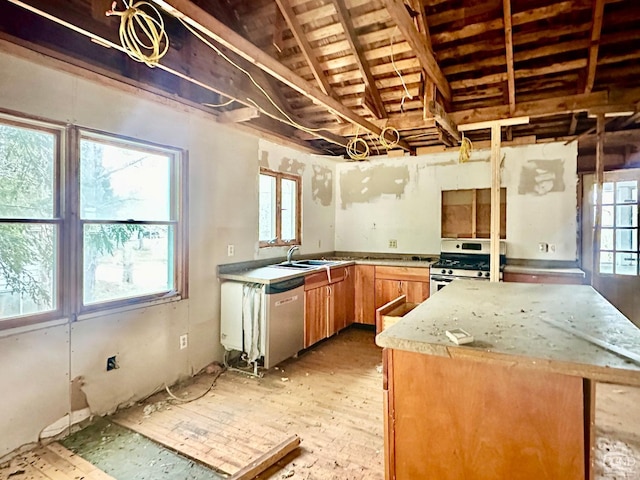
[293, 259, 337, 266]
[273, 259, 338, 270]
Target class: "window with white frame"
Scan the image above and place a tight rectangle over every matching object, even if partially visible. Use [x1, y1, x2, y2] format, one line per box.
[259, 168, 300, 247]
[0, 113, 187, 328]
[593, 175, 638, 275]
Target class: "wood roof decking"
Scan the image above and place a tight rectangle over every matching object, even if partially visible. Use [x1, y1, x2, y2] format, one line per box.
[0, 0, 639, 160]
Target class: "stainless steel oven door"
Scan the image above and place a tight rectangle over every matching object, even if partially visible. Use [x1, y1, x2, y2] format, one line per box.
[430, 275, 455, 294]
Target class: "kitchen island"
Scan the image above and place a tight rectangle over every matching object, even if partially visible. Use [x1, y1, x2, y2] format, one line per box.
[375, 281, 640, 480]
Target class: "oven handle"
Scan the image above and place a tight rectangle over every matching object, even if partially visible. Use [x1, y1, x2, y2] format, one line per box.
[430, 276, 455, 283]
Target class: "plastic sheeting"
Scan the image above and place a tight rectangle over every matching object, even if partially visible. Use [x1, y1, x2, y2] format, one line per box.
[242, 283, 263, 364]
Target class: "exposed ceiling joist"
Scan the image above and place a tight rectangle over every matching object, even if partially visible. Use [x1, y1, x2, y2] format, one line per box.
[219, 107, 259, 123]
[332, 0, 386, 119]
[428, 100, 460, 142]
[381, 0, 452, 101]
[150, 0, 412, 151]
[584, 0, 605, 94]
[274, 0, 335, 98]
[503, 0, 516, 114]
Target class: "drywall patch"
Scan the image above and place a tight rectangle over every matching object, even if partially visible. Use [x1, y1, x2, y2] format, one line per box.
[340, 164, 410, 209]
[259, 151, 269, 168]
[312, 165, 333, 206]
[518, 159, 565, 195]
[279, 157, 305, 175]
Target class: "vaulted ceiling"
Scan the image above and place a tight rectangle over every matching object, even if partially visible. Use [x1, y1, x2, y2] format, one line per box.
[1, 0, 640, 166]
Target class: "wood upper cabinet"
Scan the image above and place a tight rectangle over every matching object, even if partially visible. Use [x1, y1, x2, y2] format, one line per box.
[375, 266, 430, 309]
[354, 264, 376, 325]
[304, 266, 352, 348]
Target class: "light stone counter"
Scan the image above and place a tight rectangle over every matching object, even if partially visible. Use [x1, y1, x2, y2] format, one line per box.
[376, 280, 640, 386]
[218, 260, 355, 284]
[503, 264, 585, 278]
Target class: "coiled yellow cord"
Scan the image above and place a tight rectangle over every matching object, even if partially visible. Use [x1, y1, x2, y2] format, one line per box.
[107, 1, 169, 68]
[379, 126, 400, 150]
[346, 128, 370, 160]
[459, 133, 473, 163]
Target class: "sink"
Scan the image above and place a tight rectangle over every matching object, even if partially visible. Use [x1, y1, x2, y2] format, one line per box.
[292, 259, 337, 266]
[274, 262, 317, 270]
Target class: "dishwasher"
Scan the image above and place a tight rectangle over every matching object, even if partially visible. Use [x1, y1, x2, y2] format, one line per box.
[220, 277, 305, 370]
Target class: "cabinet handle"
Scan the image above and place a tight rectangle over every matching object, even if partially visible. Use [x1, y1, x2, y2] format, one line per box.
[398, 280, 403, 293]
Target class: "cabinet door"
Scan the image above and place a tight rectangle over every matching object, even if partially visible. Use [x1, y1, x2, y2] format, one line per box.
[375, 279, 403, 308]
[332, 274, 352, 334]
[403, 280, 430, 303]
[354, 265, 376, 325]
[304, 287, 328, 348]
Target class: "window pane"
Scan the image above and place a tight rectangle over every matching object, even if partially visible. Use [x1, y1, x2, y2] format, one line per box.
[600, 228, 614, 250]
[259, 174, 276, 242]
[0, 123, 55, 218]
[602, 182, 614, 204]
[615, 205, 637, 228]
[602, 205, 614, 227]
[616, 181, 637, 203]
[281, 178, 297, 241]
[83, 224, 173, 305]
[80, 139, 172, 221]
[616, 229, 637, 251]
[599, 251, 614, 274]
[615, 252, 637, 276]
[0, 224, 56, 319]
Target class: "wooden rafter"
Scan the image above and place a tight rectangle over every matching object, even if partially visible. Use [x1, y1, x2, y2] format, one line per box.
[150, 0, 411, 151]
[274, 0, 334, 98]
[503, 0, 516, 114]
[332, 0, 386, 119]
[584, 0, 606, 94]
[381, 0, 451, 101]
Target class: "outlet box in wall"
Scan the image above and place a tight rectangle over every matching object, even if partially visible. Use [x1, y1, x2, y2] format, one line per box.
[180, 334, 188, 349]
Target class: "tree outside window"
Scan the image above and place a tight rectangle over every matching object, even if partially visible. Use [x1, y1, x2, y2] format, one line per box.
[259, 168, 301, 247]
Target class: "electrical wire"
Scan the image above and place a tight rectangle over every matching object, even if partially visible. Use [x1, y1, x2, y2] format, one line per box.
[203, 98, 236, 108]
[164, 367, 224, 403]
[106, 1, 169, 67]
[390, 26, 413, 114]
[177, 18, 326, 135]
[346, 127, 370, 160]
[379, 126, 400, 150]
[459, 133, 473, 163]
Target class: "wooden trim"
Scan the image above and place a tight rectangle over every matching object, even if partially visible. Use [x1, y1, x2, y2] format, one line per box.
[503, 0, 516, 114]
[258, 167, 302, 248]
[381, 0, 451, 101]
[459, 116, 530, 131]
[490, 124, 501, 282]
[592, 114, 605, 290]
[584, 0, 605, 94]
[150, 0, 411, 151]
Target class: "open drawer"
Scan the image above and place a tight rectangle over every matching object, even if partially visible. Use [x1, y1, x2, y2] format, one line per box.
[375, 295, 418, 335]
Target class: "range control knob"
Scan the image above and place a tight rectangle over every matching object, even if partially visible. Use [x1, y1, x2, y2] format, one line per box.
[441, 269, 446, 274]
[448, 270, 453, 275]
[477, 271, 483, 277]
[485, 272, 490, 278]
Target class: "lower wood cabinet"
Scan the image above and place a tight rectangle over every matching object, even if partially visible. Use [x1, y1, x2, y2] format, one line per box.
[375, 266, 430, 310]
[304, 266, 354, 348]
[354, 265, 376, 325]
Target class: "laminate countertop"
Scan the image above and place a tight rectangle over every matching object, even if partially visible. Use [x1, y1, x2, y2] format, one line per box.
[375, 281, 640, 386]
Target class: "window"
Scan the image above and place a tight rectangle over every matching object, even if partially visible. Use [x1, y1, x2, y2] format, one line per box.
[594, 177, 638, 275]
[0, 113, 186, 328]
[259, 168, 301, 247]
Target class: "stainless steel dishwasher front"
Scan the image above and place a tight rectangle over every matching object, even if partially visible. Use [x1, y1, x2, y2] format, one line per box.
[262, 277, 305, 368]
[220, 277, 305, 369]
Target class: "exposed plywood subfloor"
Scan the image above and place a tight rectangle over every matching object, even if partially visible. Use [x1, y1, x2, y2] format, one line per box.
[2, 327, 639, 480]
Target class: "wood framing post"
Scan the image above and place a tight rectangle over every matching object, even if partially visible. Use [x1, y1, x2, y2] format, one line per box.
[592, 114, 605, 290]
[490, 124, 501, 282]
[460, 116, 529, 282]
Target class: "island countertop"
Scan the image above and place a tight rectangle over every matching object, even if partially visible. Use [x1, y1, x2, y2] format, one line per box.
[375, 281, 640, 386]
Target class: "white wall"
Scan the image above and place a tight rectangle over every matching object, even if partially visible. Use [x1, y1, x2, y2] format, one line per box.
[335, 142, 578, 260]
[0, 45, 335, 459]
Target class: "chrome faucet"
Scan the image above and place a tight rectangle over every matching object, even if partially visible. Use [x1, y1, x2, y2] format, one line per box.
[287, 245, 300, 263]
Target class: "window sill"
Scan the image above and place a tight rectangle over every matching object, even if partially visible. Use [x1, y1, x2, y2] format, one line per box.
[76, 294, 184, 322]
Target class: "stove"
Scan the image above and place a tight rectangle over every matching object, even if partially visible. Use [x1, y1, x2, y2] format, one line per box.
[430, 239, 506, 292]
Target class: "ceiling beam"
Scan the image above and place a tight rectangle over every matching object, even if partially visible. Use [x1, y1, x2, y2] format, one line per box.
[381, 0, 452, 101]
[332, 0, 386, 119]
[584, 0, 605, 94]
[150, 0, 411, 151]
[219, 107, 260, 123]
[502, 0, 516, 115]
[274, 0, 335, 98]
[428, 100, 461, 142]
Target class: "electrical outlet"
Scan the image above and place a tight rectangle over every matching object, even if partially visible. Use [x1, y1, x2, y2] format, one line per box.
[106, 355, 118, 371]
[538, 242, 548, 253]
[179, 334, 188, 350]
[389, 239, 397, 248]
[227, 244, 234, 256]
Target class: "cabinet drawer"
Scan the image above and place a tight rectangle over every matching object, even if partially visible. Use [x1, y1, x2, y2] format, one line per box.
[304, 266, 347, 290]
[375, 266, 430, 282]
